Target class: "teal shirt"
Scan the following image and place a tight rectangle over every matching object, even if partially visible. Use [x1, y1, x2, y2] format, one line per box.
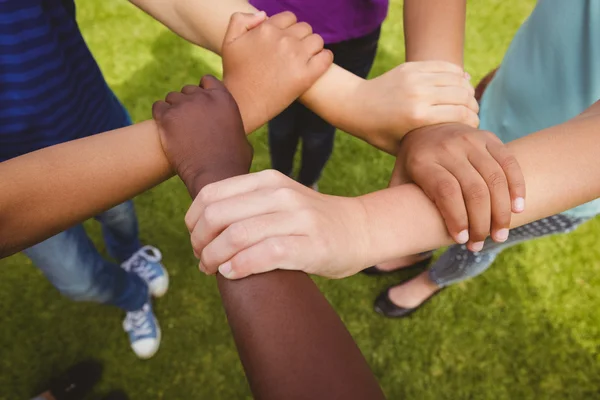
[479, 0, 600, 218]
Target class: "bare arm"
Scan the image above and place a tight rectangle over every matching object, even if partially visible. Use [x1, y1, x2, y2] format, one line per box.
[403, 0, 466, 65]
[0, 121, 172, 258]
[154, 77, 386, 400]
[186, 100, 600, 280]
[363, 102, 600, 265]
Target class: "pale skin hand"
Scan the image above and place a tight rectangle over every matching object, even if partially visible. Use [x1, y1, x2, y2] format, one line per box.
[186, 101, 600, 279]
[131, 0, 478, 153]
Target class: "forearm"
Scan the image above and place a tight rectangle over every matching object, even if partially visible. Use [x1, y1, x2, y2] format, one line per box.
[131, 0, 367, 138]
[186, 172, 384, 400]
[361, 110, 600, 264]
[0, 121, 172, 258]
[403, 0, 466, 65]
[129, 0, 256, 54]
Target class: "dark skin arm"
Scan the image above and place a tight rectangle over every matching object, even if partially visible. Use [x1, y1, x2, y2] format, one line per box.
[152, 76, 385, 400]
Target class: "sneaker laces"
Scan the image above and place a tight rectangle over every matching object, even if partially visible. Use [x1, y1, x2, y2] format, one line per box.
[122, 246, 162, 281]
[124, 303, 153, 337]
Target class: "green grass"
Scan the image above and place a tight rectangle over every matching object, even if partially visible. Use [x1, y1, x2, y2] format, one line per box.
[1, 1, 599, 398]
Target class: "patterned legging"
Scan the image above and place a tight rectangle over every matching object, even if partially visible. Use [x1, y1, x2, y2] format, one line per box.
[429, 214, 589, 286]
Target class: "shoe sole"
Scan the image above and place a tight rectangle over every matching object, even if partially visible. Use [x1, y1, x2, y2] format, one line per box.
[149, 270, 169, 298]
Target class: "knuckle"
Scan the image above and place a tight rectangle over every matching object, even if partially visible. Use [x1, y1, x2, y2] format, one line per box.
[202, 204, 220, 231]
[467, 183, 489, 203]
[198, 183, 218, 204]
[266, 238, 286, 260]
[227, 223, 250, 247]
[436, 179, 458, 200]
[409, 105, 428, 125]
[274, 187, 299, 205]
[230, 12, 244, 23]
[486, 170, 507, 189]
[499, 154, 520, 172]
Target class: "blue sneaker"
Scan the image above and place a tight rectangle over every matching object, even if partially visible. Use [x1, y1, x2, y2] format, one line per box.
[123, 302, 161, 359]
[121, 245, 169, 298]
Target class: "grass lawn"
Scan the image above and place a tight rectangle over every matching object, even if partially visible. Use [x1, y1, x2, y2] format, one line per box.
[2, 0, 600, 399]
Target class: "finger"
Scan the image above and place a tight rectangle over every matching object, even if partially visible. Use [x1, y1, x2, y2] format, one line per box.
[201, 211, 306, 273]
[285, 21, 313, 39]
[487, 142, 526, 214]
[184, 169, 299, 232]
[468, 149, 512, 243]
[223, 11, 267, 45]
[302, 33, 326, 56]
[427, 72, 475, 95]
[189, 187, 298, 256]
[442, 158, 492, 250]
[413, 164, 470, 244]
[424, 105, 480, 128]
[164, 91, 186, 105]
[151, 100, 170, 120]
[181, 85, 200, 95]
[429, 87, 479, 114]
[216, 236, 313, 280]
[405, 60, 464, 74]
[306, 49, 334, 80]
[200, 74, 226, 91]
[267, 11, 297, 29]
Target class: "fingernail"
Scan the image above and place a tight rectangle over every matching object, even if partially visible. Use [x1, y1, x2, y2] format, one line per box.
[513, 197, 525, 213]
[198, 261, 205, 273]
[464, 71, 472, 81]
[456, 230, 469, 244]
[254, 10, 266, 17]
[495, 228, 509, 242]
[218, 262, 234, 278]
[471, 241, 484, 252]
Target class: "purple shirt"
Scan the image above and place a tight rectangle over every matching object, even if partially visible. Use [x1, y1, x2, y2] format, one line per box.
[249, 0, 389, 44]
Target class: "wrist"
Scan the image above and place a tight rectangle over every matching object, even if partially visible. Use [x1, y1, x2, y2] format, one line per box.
[223, 77, 260, 134]
[184, 164, 250, 198]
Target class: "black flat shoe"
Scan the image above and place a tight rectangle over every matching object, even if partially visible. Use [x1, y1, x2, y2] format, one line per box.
[361, 253, 433, 276]
[374, 286, 445, 318]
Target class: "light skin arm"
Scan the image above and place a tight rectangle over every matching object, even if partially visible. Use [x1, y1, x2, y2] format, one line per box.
[188, 100, 600, 279]
[0, 121, 171, 258]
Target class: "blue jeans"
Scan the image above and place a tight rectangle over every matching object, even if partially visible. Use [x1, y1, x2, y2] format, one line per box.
[268, 27, 382, 186]
[23, 200, 148, 312]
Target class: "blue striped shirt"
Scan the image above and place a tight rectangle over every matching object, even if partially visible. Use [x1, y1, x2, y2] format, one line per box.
[0, 0, 130, 161]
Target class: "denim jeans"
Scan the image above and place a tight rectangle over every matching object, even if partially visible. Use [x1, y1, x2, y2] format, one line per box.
[268, 27, 382, 186]
[23, 200, 148, 312]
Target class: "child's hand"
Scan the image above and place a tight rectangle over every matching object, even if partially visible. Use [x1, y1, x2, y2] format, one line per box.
[152, 75, 252, 195]
[184, 170, 371, 279]
[222, 11, 333, 133]
[392, 123, 526, 251]
[354, 61, 479, 153]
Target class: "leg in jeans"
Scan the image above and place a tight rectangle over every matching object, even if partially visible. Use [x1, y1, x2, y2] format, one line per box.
[429, 214, 590, 287]
[23, 204, 148, 312]
[296, 107, 337, 186]
[268, 102, 304, 177]
[297, 28, 382, 187]
[95, 200, 141, 263]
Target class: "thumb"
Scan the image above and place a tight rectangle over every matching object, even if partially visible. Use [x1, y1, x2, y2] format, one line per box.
[200, 75, 227, 91]
[223, 11, 267, 45]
